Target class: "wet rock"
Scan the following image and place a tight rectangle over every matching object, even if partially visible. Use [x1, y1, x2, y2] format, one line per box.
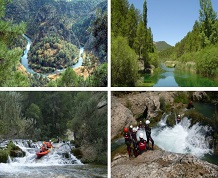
[111, 150, 218, 178]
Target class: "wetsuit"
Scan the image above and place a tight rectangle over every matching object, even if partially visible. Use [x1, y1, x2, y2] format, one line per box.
[145, 125, 154, 150]
[187, 102, 194, 109]
[123, 132, 132, 157]
[131, 130, 138, 157]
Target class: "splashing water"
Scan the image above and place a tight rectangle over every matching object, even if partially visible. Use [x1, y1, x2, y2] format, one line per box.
[151, 115, 213, 157]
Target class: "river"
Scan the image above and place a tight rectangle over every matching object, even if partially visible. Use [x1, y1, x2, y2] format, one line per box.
[0, 140, 107, 178]
[112, 102, 218, 166]
[143, 63, 218, 87]
[21, 35, 84, 76]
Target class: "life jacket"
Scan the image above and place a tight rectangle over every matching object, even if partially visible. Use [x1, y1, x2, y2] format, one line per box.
[124, 132, 131, 140]
[124, 132, 131, 146]
[138, 139, 146, 151]
[46, 142, 52, 148]
[41, 146, 46, 152]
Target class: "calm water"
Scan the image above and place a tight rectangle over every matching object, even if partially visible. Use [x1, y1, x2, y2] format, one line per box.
[144, 65, 218, 87]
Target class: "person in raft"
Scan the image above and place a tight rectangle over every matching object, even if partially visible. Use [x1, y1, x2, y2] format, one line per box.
[187, 100, 194, 109]
[145, 120, 154, 150]
[46, 140, 53, 148]
[136, 132, 147, 156]
[41, 141, 48, 152]
[123, 127, 132, 157]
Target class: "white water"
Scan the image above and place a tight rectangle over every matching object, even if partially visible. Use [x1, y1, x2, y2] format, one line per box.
[151, 114, 213, 157]
[0, 140, 83, 176]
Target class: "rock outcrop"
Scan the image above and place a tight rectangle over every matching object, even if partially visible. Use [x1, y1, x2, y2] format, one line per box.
[111, 92, 180, 139]
[112, 150, 218, 178]
[111, 96, 135, 140]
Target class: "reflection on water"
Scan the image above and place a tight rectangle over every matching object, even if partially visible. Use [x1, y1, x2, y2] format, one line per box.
[143, 64, 218, 87]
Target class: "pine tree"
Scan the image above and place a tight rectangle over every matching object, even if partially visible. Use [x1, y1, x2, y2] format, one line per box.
[143, 0, 147, 30]
[111, 0, 129, 36]
[133, 20, 146, 59]
[0, 0, 26, 86]
[125, 4, 138, 48]
[199, 0, 217, 47]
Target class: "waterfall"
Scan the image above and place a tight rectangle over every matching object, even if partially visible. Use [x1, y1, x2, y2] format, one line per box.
[4, 140, 83, 166]
[152, 114, 213, 157]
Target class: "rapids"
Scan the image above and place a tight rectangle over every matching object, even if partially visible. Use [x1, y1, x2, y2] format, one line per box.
[150, 114, 213, 157]
[0, 140, 107, 178]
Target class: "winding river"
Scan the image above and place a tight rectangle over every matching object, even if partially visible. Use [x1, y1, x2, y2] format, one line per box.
[0, 140, 107, 178]
[21, 35, 84, 76]
[143, 63, 218, 87]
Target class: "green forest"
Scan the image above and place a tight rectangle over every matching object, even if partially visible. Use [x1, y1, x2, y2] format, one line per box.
[111, 0, 158, 86]
[0, 0, 107, 87]
[0, 91, 107, 164]
[159, 0, 218, 78]
[111, 0, 218, 87]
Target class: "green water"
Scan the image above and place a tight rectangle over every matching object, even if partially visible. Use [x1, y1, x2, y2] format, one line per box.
[143, 65, 218, 87]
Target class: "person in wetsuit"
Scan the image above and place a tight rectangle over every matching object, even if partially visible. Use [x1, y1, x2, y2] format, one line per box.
[145, 120, 154, 150]
[138, 121, 145, 129]
[131, 127, 138, 157]
[123, 127, 132, 157]
[136, 132, 147, 156]
[187, 100, 194, 109]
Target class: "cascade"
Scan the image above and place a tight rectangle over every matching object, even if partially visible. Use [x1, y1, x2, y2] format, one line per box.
[151, 114, 213, 157]
[2, 140, 82, 166]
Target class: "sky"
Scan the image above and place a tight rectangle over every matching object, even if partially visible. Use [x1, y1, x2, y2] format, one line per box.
[127, 0, 218, 46]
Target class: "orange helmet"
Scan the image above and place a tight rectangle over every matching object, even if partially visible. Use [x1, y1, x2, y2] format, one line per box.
[124, 127, 128, 133]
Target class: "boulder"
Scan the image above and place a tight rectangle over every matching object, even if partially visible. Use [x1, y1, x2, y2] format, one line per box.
[114, 92, 177, 118]
[111, 96, 136, 140]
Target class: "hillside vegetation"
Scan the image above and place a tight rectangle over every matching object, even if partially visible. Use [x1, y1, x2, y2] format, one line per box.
[155, 41, 172, 52]
[159, 0, 218, 79]
[2, 0, 107, 86]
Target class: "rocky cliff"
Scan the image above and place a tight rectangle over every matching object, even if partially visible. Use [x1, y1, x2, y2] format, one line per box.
[112, 150, 218, 178]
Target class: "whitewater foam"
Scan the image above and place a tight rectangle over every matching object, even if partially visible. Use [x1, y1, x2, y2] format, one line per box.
[152, 115, 213, 157]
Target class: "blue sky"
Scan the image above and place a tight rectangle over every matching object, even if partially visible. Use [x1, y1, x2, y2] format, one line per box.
[127, 0, 218, 46]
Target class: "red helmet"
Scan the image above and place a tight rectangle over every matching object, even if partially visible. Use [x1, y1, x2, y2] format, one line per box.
[124, 127, 128, 133]
[190, 100, 192, 104]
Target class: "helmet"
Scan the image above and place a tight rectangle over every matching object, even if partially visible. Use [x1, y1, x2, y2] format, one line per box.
[49, 140, 51, 142]
[190, 101, 193, 104]
[139, 121, 142, 123]
[178, 115, 180, 117]
[124, 127, 128, 133]
[130, 125, 133, 129]
[139, 133, 143, 139]
[145, 120, 150, 125]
